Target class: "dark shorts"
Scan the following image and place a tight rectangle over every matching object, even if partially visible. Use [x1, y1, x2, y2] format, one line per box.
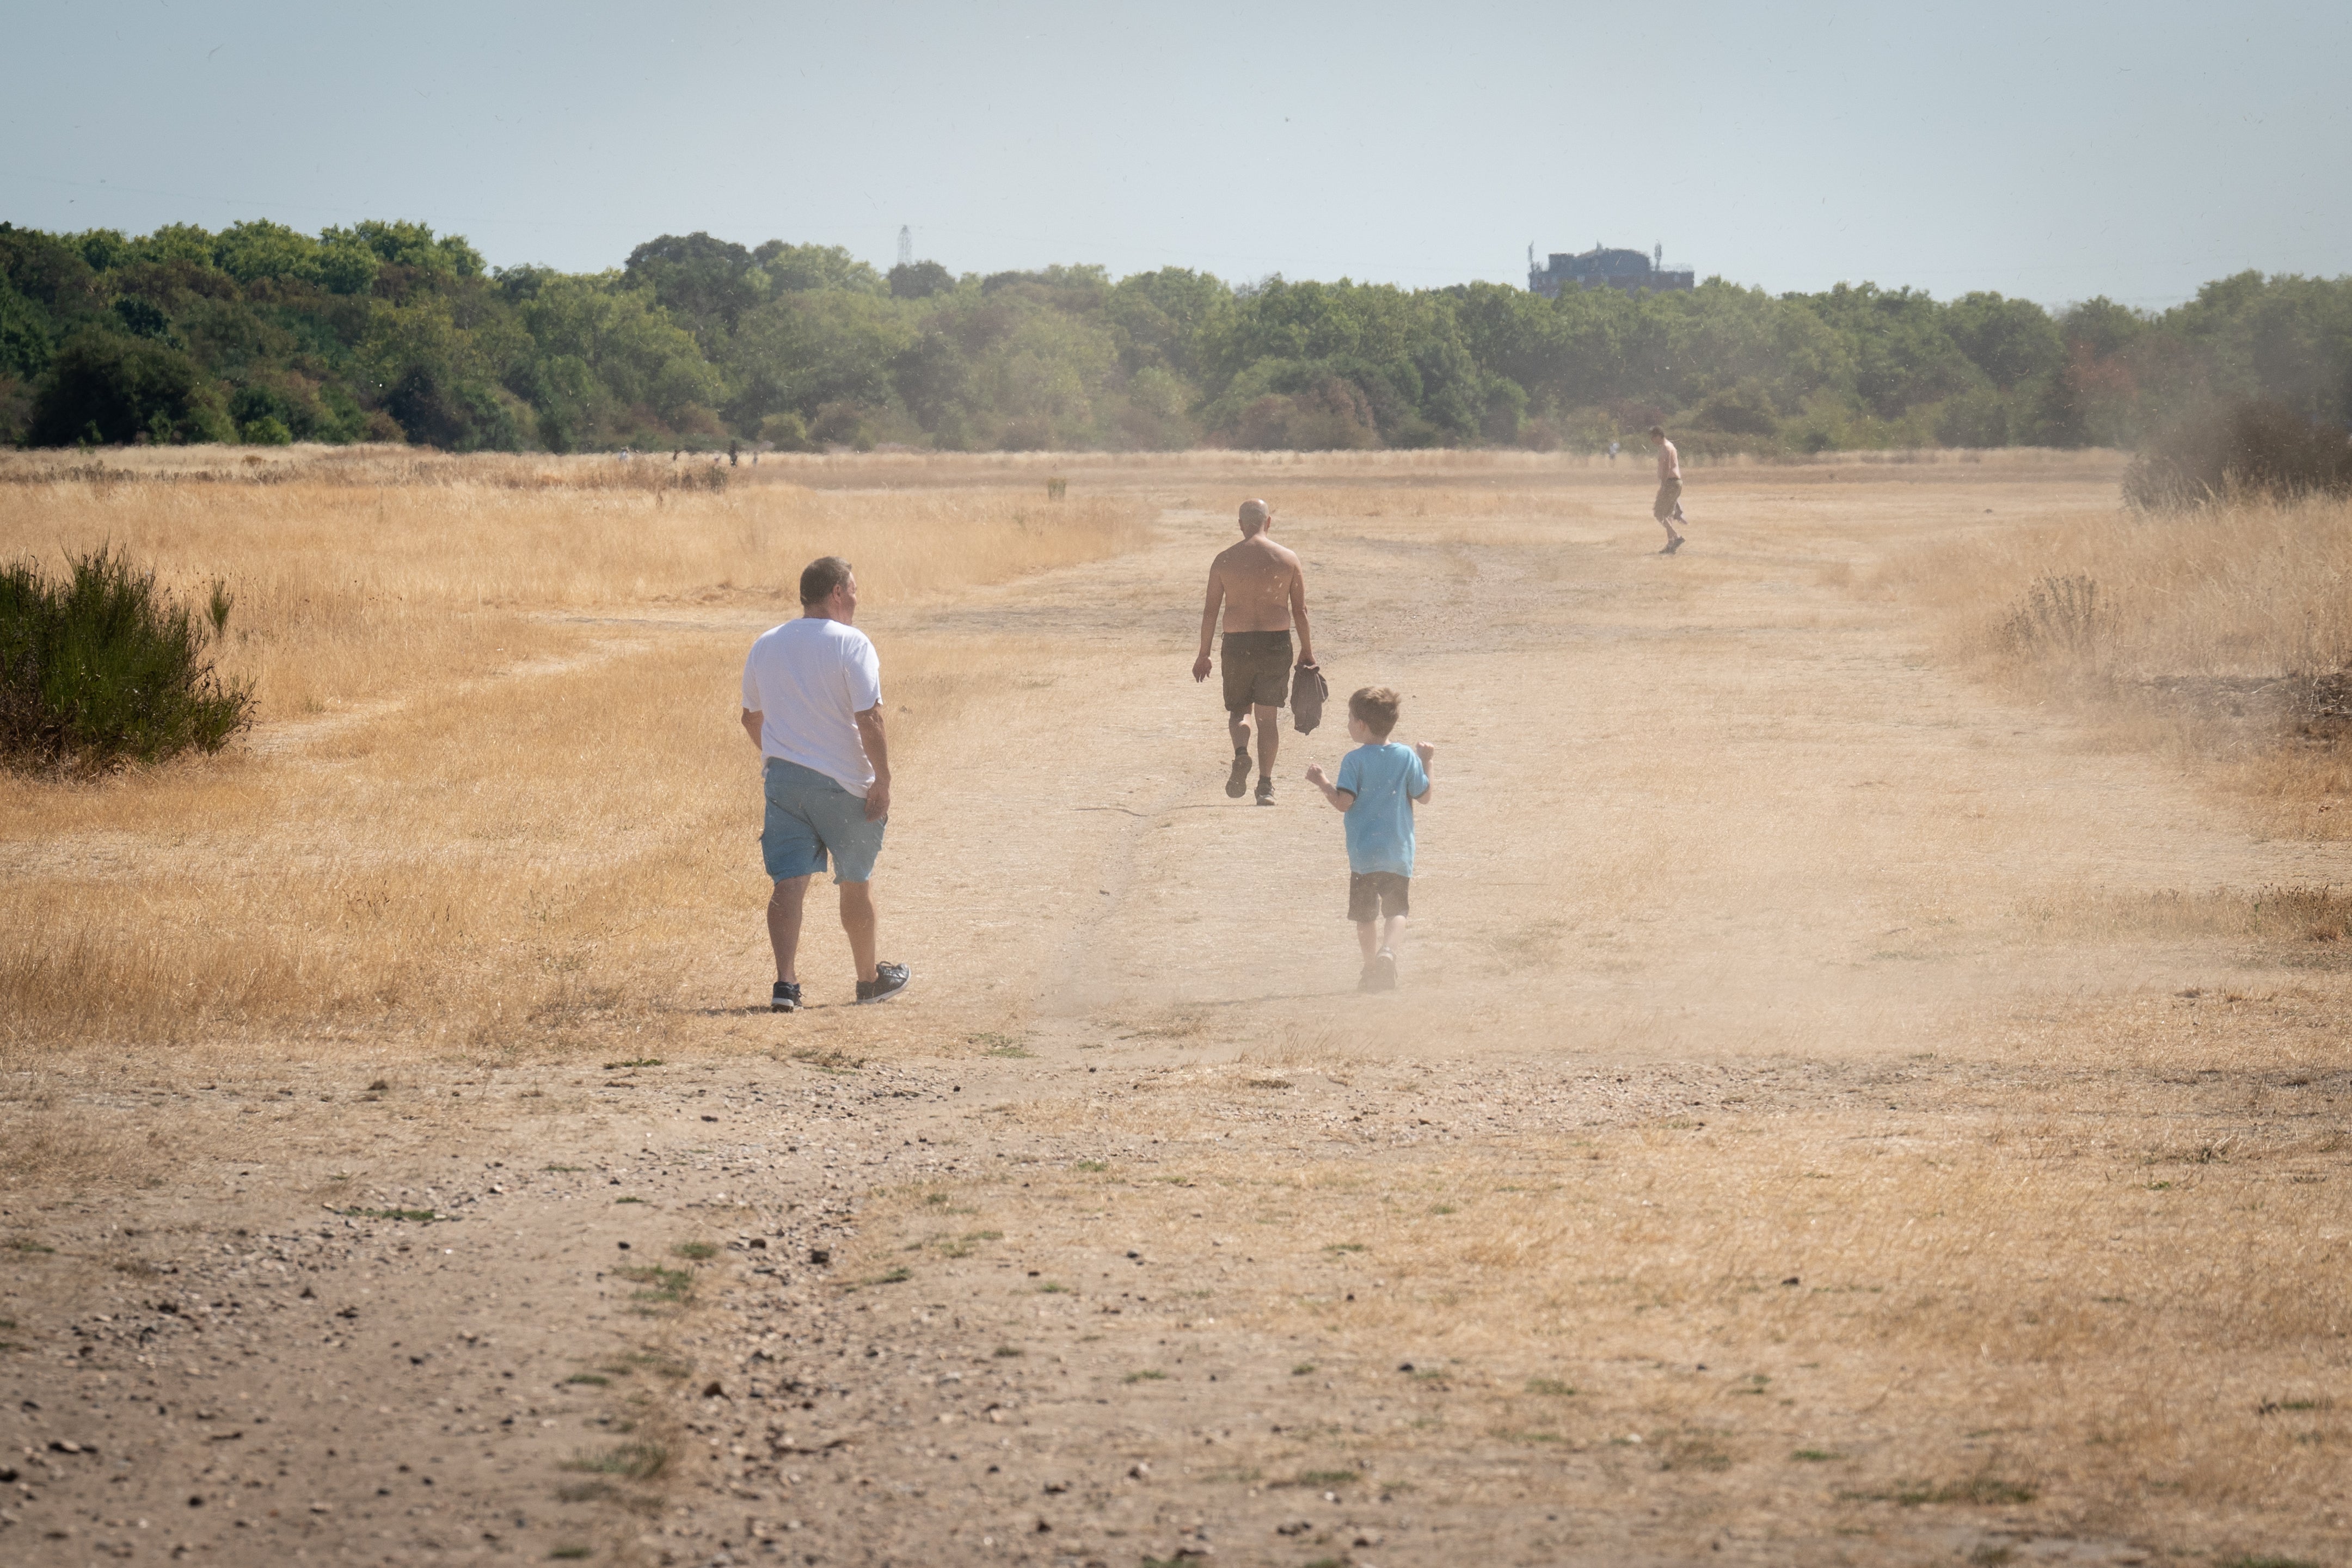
[1348, 872, 1410, 923]
[1220, 630, 1292, 714]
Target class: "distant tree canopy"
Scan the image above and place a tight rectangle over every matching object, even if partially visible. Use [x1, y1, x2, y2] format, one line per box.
[2, 217, 2347, 454]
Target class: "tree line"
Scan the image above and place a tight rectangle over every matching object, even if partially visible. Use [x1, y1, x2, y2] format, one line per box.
[2, 218, 2345, 455]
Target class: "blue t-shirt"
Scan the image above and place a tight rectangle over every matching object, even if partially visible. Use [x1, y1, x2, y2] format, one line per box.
[1334, 741, 1428, 876]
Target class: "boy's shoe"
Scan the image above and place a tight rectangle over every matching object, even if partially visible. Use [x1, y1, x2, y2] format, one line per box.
[1226, 749, 1251, 798]
[1661, 534, 1685, 555]
[1369, 950, 1398, 991]
[1357, 961, 1381, 993]
[1254, 774, 1275, 806]
[855, 961, 912, 1005]
[770, 980, 802, 1013]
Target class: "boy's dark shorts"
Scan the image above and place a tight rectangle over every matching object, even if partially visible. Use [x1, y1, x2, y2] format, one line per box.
[1348, 872, 1410, 923]
[1220, 629, 1292, 714]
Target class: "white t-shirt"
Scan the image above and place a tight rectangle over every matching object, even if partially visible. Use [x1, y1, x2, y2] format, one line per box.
[741, 617, 883, 797]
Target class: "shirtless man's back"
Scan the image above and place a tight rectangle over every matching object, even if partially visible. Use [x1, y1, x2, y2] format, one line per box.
[1648, 423, 1688, 554]
[1193, 499, 1315, 803]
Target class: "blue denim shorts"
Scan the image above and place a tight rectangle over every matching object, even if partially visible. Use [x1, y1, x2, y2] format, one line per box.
[761, 758, 887, 884]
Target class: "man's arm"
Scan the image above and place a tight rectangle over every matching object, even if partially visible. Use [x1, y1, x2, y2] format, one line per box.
[853, 704, 892, 823]
[1288, 558, 1314, 665]
[741, 709, 763, 749]
[1193, 567, 1223, 681]
[1304, 763, 1354, 814]
[1412, 741, 1435, 804]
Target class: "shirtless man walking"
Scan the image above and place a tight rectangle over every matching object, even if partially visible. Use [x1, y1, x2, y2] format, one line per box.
[1192, 498, 1315, 805]
[1648, 423, 1687, 554]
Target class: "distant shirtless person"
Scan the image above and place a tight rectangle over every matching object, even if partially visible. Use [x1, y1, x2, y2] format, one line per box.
[1648, 423, 1687, 554]
[1192, 499, 1315, 805]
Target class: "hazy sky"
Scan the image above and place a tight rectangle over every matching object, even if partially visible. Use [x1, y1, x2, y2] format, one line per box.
[4, 0, 2343, 308]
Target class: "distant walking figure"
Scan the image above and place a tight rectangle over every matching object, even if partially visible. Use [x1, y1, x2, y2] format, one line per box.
[740, 556, 911, 1012]
[1193, 499, 1315, 805]
[1648, 424, 1687, 554]
[1607, 439, 1620, 463]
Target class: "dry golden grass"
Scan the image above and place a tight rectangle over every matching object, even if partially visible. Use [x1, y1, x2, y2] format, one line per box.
[0, 455, 1148, 1055]
[1883, 489, 2352, 681]
[1880, 489, 2352, 838]
[0, 451, 1146, 719]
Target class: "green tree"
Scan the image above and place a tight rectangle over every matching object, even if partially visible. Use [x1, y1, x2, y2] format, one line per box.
[29, 329, 234, 445]
[1944, 292, 2064, 390]
[759, 241, 886, 296]
[887, 260, 955, 300]
[624, 232, 763, 350]
[728, 291, 913, 429]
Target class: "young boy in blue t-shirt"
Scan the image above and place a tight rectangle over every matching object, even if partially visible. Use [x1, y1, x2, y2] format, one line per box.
[1305, 686, 1435, 993]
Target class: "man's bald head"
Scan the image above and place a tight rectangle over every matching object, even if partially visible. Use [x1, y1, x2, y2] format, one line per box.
[1238, 499, 1271, 535]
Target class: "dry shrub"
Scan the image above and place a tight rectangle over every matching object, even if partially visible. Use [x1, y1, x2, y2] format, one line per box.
[1996, 572, 2105, 665]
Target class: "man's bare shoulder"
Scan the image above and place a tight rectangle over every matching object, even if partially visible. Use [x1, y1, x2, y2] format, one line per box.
[1226, 536, 1299, 570]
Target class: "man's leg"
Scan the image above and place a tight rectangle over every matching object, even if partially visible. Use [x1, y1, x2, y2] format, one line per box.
[1225, 707, 1252, 797]
[1253, 702, 1281, 780]
[838, 880, 879, 985]
[767, 875, 812, 983]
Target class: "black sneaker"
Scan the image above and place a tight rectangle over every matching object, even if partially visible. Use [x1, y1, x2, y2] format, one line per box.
[1369, 950, 1398, 991]
[855, 961, 911, 1005]
[1254, 774, 1275, 806]
[770, 981, 802, 1013]
[1226, 749, 1251, 798]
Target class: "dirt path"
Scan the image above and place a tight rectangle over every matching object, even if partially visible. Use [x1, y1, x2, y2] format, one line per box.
[7, 461, 2348, 1567]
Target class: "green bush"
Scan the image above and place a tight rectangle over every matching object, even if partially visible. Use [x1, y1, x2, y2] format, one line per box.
[240, 415, 292, 445]
[0, 548, 254, 772]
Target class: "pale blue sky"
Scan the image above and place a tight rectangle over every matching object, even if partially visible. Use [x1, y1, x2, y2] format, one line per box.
[4, 0, 2343, 307]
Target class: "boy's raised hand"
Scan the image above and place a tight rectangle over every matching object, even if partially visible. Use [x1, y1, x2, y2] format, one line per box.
[1414, 742, 1435, 765]
[1305, 763, 1329, 786]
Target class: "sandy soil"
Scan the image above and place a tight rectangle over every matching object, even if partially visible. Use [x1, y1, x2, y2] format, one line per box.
[5, 454, 2348, 1567]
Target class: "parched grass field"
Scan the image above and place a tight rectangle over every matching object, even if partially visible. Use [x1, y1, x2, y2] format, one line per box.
[0, 446, 2345, 1566]
[0, 447, 1147, 1050]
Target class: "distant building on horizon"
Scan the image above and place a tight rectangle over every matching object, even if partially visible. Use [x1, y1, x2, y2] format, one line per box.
[1528, 242, 1694, 298]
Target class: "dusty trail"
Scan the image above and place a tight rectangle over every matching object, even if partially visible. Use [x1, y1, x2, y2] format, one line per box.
[874, 473, 2333, 1054]
[5, 460, 2348, 1567]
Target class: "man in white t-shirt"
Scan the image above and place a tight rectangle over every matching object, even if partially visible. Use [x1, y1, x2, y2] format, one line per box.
[740, 556, 911, 1011]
